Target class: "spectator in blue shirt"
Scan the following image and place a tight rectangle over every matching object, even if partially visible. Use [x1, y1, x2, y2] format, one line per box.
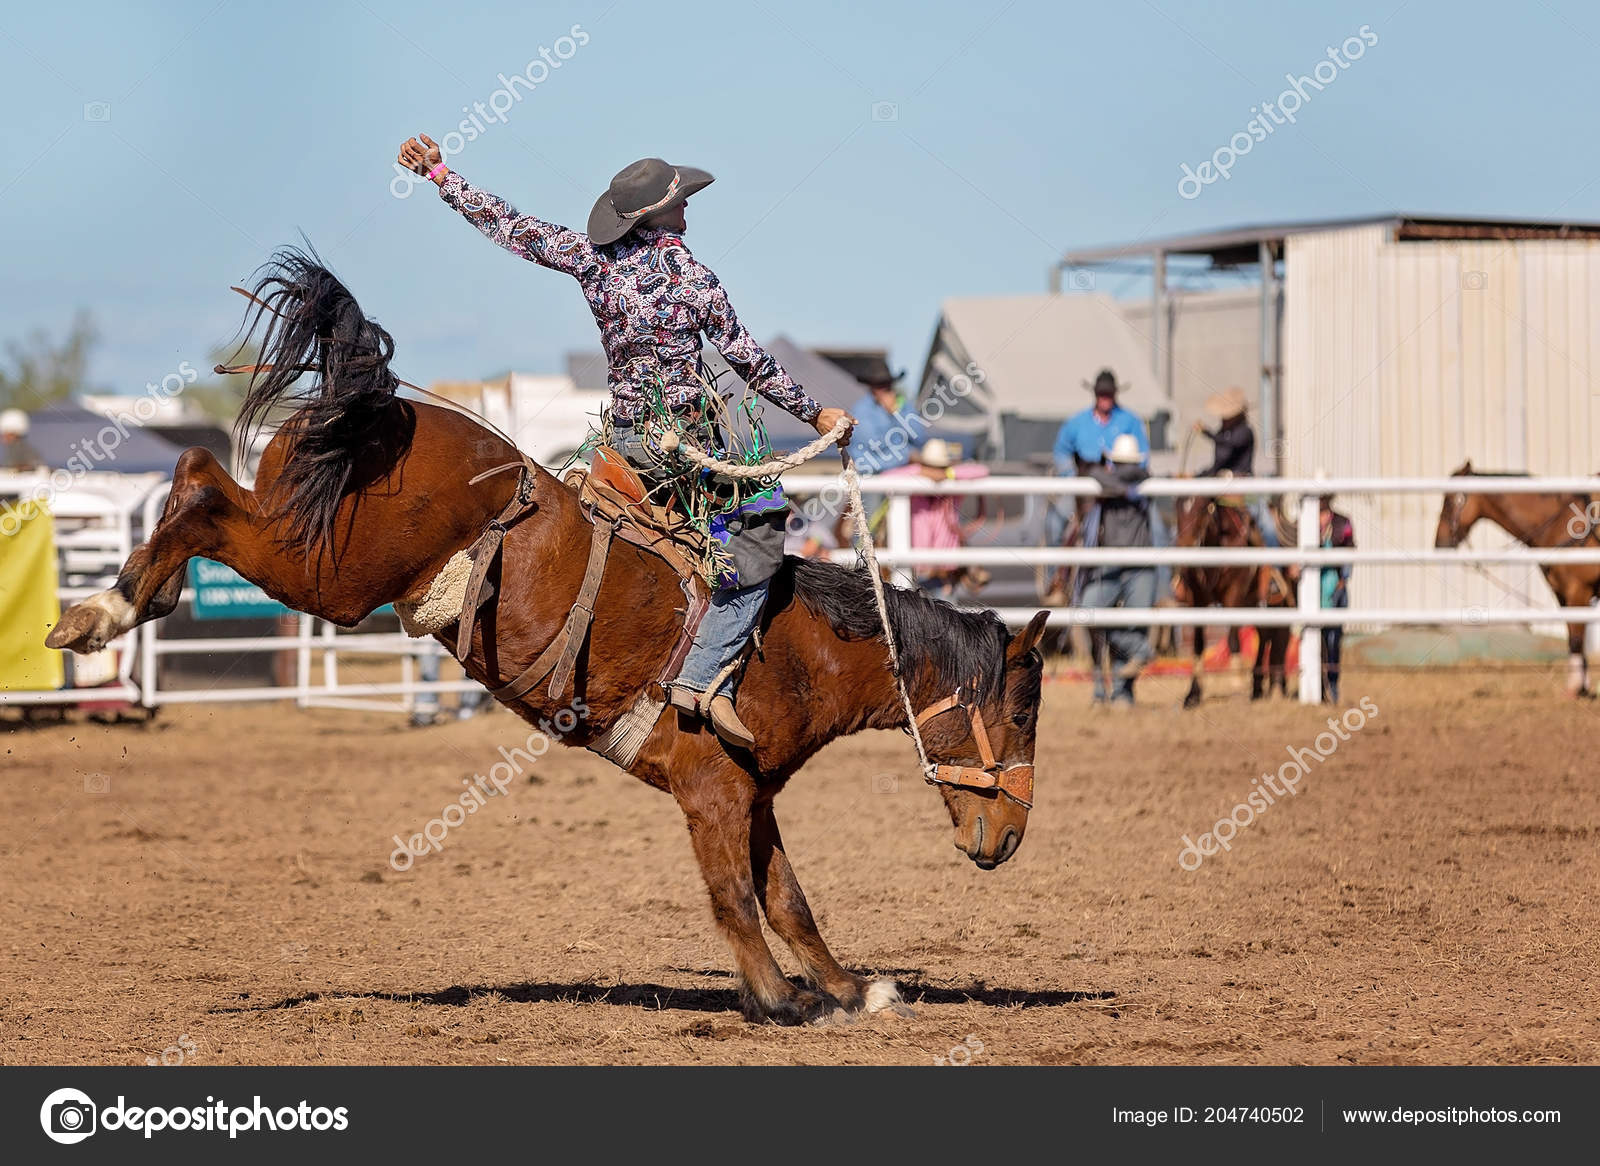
[1044, 371, 1150, 603]
[849, 369, 923, 474]
[1053, 369, 1149, 471]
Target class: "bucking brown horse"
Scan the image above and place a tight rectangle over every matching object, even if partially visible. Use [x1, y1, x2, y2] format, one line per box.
[45, 251, 1049, 1025]
[1435, 460, 1600, 697]
[1171, 493, 1297, 707]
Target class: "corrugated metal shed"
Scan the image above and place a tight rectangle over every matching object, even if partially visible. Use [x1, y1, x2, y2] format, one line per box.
[1282, 225, 1600, 628]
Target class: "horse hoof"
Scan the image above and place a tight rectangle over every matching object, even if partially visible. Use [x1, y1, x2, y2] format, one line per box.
[45, 599, 123, 654]
[1182, 690, 1201, 710]
[863, 978, 917, 1019]
[748, 987, 833, 1027]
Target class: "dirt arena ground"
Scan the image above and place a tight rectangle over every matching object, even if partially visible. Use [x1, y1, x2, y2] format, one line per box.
[3, 664, 1598, 1066]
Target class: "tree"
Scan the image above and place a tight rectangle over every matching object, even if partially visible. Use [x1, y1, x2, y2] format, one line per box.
[0, 311, 99, 410]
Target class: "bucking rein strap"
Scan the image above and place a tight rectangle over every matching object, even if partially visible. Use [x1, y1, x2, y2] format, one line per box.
[914, 689, 1034, 809]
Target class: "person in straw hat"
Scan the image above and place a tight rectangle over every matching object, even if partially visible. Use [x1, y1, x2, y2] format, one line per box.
[397, 136, 854, 750]
[1194, 387, 1254, 477]
[881, 439, 992, 599]
[1194, 385, 1284, 551]
[1079, 432, 1156, 706]
[0, 408, 42, 471]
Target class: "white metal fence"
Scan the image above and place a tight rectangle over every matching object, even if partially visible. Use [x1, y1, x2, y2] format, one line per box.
[784, 472, 1600, 704]
[7, 471, 1600, 711]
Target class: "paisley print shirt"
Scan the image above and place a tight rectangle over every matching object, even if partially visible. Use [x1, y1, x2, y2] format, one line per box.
[439, 173, 821, 426]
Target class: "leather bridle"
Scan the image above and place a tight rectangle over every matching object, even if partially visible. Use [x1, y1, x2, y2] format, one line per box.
[914, 687, 1034, 809]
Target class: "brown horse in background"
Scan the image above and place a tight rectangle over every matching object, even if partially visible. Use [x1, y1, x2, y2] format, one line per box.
[46, 250, 1050, 1025]
[1171, 494, 1297, 707]
[1435, 460, 1600, 697]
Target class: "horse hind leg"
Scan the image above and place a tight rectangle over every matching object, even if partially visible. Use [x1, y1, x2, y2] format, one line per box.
[48, 447, 257, 654]
[750, 803, 912, 1020]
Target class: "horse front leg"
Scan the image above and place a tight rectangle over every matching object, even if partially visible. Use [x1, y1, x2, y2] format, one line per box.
[749, 802, 911, 1019]
[1565, 621, 1590, 697]
[673, 760, 829, 1025]
[48, 448, 259, 654]
[1184, 624, 1205, 708]
[1250, 626, 1269, 700]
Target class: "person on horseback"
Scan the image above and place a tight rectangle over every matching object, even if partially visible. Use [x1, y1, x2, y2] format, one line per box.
[398, 136, 853, 750]
[1043, 368, 1149, 605]
[1193, 386, 1280, 551]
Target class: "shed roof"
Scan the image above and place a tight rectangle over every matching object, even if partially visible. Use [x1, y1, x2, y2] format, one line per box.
[921, 293, 1167, 423]
[1063, 213, 1600, 269]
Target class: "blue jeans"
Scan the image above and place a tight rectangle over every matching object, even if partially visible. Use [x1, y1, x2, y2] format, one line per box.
[413, 647, 483, 718]
[1080, 566, 1156, 702]
[1253, 499, 1280, 546]
[609, 423, 769, 699]
[677, 580, 769, 698]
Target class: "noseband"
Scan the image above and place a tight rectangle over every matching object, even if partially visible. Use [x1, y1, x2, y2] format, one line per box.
[914, 687, 1034, 809]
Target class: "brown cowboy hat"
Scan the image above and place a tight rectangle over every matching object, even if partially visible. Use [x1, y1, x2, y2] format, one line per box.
[587, 157, 714, 245]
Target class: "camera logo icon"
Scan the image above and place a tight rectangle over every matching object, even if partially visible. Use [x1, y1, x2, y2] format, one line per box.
[870, 101, 898, 122]
[40, 1087, 97, 1144]
[82, 102, 112, 122]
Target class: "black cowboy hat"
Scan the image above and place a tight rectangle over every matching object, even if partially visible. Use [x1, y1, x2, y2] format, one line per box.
[587, 157, 714, 245]
[1082, 368, 1124, 395]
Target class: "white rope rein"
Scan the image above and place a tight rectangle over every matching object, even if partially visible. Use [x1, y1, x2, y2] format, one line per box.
[673, 420, 937, 779]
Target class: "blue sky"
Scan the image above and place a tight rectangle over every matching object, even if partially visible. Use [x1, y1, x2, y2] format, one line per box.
[2, 0, 1597, 395]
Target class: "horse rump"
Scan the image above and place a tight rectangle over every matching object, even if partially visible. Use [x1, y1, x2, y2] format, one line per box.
[231, 245, 405, 552]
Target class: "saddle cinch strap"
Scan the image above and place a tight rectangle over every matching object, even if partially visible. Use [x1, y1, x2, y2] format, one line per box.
[491, 515, 615, 704]
[914, 690, 1035, 809]
[453, 449, 715, 709]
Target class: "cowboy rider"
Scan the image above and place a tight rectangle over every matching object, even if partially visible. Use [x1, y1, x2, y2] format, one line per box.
[1043, 368, 1149, 605]
[398, 135, 853, 750]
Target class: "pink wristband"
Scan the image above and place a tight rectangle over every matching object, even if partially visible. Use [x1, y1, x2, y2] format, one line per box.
[428, 164, 447, 181]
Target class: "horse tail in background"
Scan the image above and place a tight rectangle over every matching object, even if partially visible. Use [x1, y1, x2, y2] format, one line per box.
[231, 245, 405, 552]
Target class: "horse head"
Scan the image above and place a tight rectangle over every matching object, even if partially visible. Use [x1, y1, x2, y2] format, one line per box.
[1435, 461, 1484, 548]
[922, 611, 1048, 870]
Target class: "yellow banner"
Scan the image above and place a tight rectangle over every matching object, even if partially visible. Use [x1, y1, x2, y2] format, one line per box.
[0, 501, 65, 692]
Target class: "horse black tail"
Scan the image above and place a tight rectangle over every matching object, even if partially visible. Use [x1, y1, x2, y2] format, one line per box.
[232, 245, 403, 552]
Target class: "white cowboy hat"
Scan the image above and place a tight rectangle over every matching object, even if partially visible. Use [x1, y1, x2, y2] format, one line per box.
[1203, 387, 1249, 419]
[0, 408, 28, 437]
[917, 438, 955, 468]
[1108, 433, 1143, 464]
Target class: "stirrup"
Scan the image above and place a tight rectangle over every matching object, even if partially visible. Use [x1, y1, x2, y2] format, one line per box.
[668, 685, 702, 714]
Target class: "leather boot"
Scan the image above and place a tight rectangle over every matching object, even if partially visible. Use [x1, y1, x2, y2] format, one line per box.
[706, 694, 756, 750]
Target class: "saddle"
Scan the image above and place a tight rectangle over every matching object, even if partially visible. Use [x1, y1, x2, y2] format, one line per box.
[563, 446, 707, 586]
[442, 449, 711, 724]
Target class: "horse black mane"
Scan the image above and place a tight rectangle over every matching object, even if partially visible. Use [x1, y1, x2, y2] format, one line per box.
[232, 246, 407, 552]
[785, 557, 1014, 705]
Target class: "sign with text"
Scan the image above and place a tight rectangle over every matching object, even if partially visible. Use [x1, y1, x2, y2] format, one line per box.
[188, 559, 291, 621]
